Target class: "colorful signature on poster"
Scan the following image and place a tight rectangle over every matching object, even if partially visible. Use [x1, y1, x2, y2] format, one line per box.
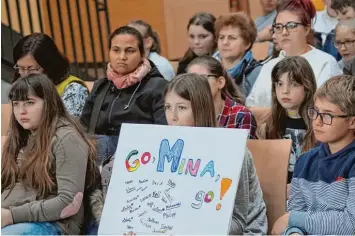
[122, 139, 233, 233]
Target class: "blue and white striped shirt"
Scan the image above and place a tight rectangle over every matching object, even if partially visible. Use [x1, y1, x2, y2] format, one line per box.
[286, 140, 355, 235]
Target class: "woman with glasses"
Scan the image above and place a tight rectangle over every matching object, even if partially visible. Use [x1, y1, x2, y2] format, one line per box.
[213, 12, 262, 98]
[334, 19, 355, 71]
[187, 55, 257, 139]
[12, 33, 88, 117]
[246, 0, 342, 108]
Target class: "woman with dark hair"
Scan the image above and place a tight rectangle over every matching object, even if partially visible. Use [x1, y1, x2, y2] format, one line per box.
[187, 56, 257, 139]
[13, 33, 88, 117]
[80, 26, 167, 164]
[177, 12, 217, 75]
[128, 20, 175, 80]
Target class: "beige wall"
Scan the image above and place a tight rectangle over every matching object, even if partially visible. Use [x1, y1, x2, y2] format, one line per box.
[2, 0, 262, 62]
[249, 0, 263, 20]
[2, 0, 43, 35]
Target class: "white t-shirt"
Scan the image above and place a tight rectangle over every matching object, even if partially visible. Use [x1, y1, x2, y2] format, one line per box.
[246, 46, 343, 107]
[313, 9, 338, 46]
[148, 52, 175, 81]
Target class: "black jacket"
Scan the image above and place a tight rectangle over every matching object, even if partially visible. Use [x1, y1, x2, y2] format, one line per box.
[80, 62, 168, 135]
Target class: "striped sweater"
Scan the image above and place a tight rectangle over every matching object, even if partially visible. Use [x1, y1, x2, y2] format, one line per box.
[286, 140, 355, 235]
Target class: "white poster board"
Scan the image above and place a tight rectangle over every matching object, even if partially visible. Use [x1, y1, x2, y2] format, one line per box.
[99, 124, 248, 235]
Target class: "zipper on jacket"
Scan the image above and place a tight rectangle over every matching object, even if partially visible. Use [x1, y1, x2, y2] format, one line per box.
[108, 90, 122, 125]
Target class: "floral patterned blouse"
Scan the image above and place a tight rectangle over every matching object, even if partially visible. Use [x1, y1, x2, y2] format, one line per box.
[61, 82, 88, 117]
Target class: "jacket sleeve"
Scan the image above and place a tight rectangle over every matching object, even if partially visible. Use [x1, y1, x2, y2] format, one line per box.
[151, 78, 168, 125]
[79, 80, 102, 131]
[10, 132, 89, 223]
[288, 165, 355, 235]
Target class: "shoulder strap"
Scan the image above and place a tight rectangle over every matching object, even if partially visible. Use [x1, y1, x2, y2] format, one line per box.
[88, 81, 111, 134]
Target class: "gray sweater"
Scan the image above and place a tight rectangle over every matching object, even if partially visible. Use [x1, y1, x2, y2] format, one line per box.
[229, 149, 268, 235]
[1, 122, 89, 235]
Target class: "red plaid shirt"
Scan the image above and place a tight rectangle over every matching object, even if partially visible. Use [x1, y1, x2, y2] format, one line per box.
[218, 97, 257, 139]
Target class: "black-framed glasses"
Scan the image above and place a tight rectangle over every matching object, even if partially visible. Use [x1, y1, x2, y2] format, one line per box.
[307, 108, 351, 125]
[334, 40, 355, 49]
[272, 22, 304, 34]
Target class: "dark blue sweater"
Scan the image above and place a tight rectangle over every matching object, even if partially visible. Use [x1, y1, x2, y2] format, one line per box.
[286, 140, 355, 235]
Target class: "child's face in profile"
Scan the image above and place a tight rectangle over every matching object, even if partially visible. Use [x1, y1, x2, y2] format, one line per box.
[312, 98, 355, 145]
[336, 7, 355, 20]
[275, 73, 305, 114]
[164, 91, 195, 127]
[12, 94, 44, 131]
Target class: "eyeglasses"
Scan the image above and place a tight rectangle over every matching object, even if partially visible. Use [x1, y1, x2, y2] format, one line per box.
[307, 108, 351, 125]
[272, 22, 304, 34]
[202, 74, 218, 79]
[13, 65, 42, 74]
[334, 40, 355, 49]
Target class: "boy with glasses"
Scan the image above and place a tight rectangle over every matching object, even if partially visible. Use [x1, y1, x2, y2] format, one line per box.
[334, 19, 355, 72]
[272, 75, 355, 235]
[322, 0, 355, 61]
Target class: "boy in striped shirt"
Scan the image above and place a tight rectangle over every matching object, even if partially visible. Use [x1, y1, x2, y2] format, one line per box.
[272, 75, 355, 235]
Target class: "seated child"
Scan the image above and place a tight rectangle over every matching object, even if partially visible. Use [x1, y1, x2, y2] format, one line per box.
[258, 56, 317, 183]
[272, 74, 355, 235]
[1, 74, 98, 235]
[164, 74, 267, 234]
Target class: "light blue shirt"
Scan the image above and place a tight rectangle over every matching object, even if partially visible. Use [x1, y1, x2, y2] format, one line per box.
[148, 52, 175, 81]
[255, 10, 277, 33]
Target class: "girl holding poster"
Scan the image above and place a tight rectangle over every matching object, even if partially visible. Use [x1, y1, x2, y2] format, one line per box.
[163, 74, 267, 234]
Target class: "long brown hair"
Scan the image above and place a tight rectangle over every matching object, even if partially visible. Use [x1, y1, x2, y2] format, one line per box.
[2, 74, 97, 198]
[187, 55, 245, 104]
[164, 74, 217, 127]
[265, 56, 316, 151]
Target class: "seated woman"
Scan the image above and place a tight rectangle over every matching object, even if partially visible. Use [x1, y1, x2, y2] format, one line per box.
[334, 19, 355, 70]
[13, 33, 88, 117]
[80, 26, 167, 163]
[177, 12, 217, 74]
[187, 55, 257, 139]
[1, 74, 97, 235]
[164, 74, 267, 234]
[246, 0, 343, 107]
[213, 12, 262, 97]
[128, 20, 175, 81]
